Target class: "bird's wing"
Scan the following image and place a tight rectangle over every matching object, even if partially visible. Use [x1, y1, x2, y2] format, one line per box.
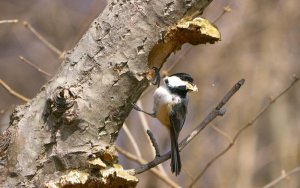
[169, 101, 187, 134]
[169, 101, 187, 175]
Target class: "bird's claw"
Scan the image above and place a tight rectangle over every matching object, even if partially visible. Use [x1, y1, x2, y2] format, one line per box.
[131, 103, 142, 111]
[151, 67, 161, 87]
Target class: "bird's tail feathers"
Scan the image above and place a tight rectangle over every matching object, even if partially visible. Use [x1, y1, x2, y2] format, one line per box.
[170, 129, 181, 175]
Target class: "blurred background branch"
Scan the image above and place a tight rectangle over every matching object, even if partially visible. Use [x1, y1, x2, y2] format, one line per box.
[0, 79, 29, 102]
[22, 21, 63, 57]
[263, 166, 300, 188]
[19, 56, 52, 77]
[0, 19, 18, 24]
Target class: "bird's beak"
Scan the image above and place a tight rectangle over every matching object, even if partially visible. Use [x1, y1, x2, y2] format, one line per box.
[186, 83, 198, 92]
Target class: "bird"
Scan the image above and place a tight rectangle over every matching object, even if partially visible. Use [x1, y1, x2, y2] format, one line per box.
[133, 72, 198, 175]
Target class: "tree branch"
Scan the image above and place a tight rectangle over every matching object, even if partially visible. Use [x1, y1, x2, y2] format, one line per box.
[116, 146, 180, 188]
[146, 130, 161, 157]
[19, 56, 52, 77]
[136, 100, 168, 175]
[0, 79, 29, 102]
[188, 76, 299, 187]
[23, 21, 63, 57]
[262, 166, 300, 188]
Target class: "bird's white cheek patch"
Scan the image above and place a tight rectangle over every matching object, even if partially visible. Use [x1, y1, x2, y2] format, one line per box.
[167, 76, 188, 87]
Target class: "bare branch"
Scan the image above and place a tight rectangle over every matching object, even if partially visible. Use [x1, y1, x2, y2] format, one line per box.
[22, 21, 63, 57]
[0, 79, 29, 102]
[134, 79, 245, 175]
[116, 146, 180, 188]
[19, 56, 52, 77]
[136, 101, 168, 176]
[0, 19, 18, 24]
[262, 166, 300, 188]
[136, 101, 156, 157]
[188, 76, 299, 188]
[179, 79, 244, 149]
[146, 130, 161, 157]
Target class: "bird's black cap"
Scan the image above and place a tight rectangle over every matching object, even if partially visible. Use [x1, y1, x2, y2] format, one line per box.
[169, 73, 194, 83]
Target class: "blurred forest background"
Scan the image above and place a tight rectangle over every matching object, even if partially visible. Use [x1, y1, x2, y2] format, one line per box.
[0, 0, 300, 188]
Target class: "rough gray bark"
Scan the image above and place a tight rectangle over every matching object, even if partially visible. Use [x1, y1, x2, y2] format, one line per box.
[0, 0, 216, 187]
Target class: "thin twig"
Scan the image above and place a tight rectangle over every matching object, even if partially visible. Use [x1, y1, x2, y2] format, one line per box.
[123, 123, 142, 158]
[188, 76, 299, 188]
[0, 79, 30, 102]
[213, 5, 232, 23]
[134, 79, 245, 175]
[116, 146, 180, 188]
[23, 21, 62, 57]
[136, 101, 155, 157]
[146, 130, 161, 157]
[0, 19, 18, 24]
[19, 56, 52, 77]
[262, 166, 300, 188]
[136, 101, 168, 176]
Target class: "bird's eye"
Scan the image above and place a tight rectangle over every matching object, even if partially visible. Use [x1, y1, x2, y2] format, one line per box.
[164, 79, 169, 84]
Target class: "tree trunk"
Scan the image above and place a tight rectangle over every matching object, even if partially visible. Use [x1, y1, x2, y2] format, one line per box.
[0, 0, 217, 187]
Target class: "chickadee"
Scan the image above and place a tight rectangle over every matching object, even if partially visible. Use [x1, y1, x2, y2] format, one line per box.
[133, 73, 198, 175]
